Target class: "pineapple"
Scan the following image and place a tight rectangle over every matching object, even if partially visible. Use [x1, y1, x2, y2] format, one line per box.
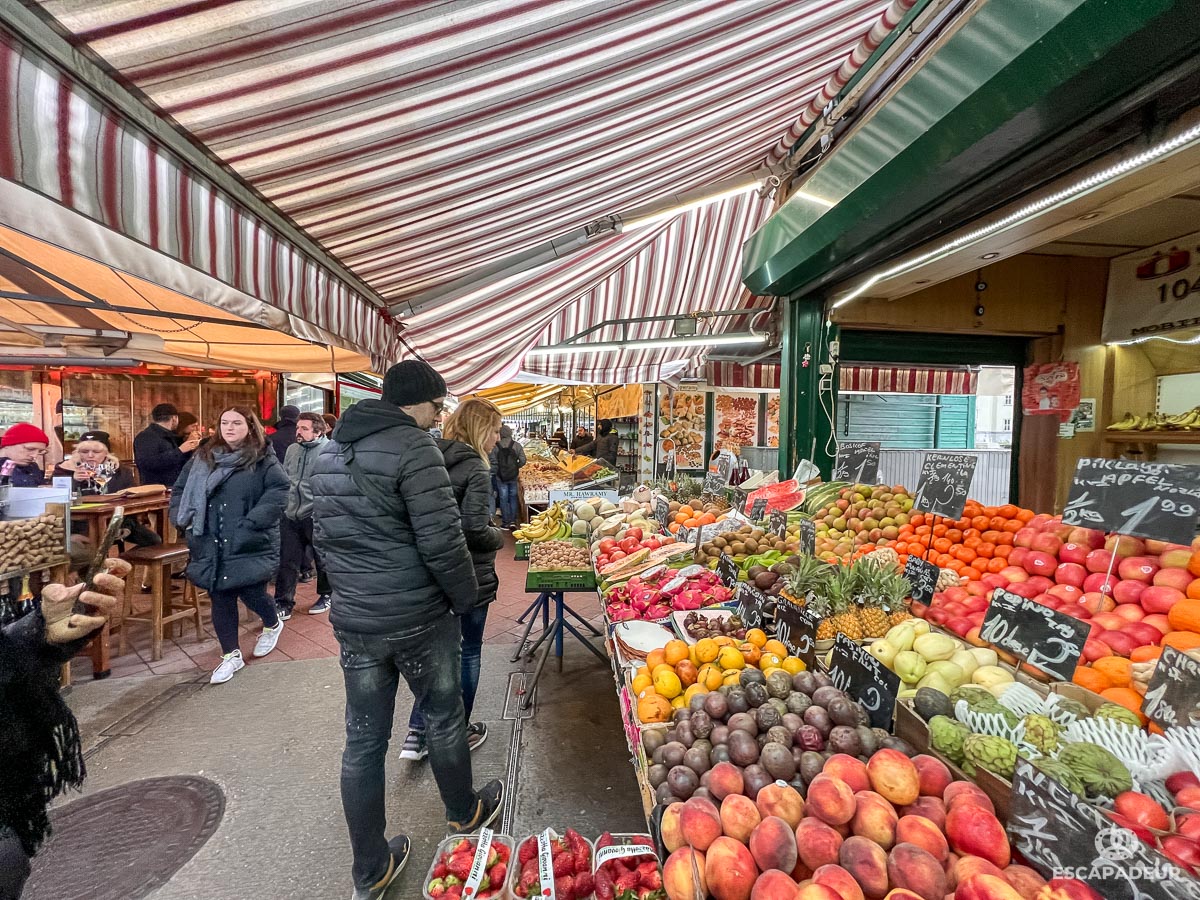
[784, 555, 831, 605]
[853, 558, 890, 638]
[825, 566, 863, 640]
[880, 565, 914, 627]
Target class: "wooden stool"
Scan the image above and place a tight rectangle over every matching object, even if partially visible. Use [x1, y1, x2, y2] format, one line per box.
[118, 544, 201, 661]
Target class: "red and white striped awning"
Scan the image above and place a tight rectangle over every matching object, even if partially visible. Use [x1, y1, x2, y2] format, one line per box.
[708, 362, 782, 390]
[10, 0, 908, 389]
[840, 365, 979, 395]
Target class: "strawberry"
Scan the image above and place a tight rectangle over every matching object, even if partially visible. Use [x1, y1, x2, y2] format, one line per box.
[636, 861, 659, 883]
[596, 832, 615, 850]
[518, 865, 540, 898]
[452, 839, 473, 856]
[575, 871, 595, 897]
[631, 836, 653, 847]
[489, 862, 506, 887]
[445, 886, 463, 900]
[554, 875, 574, 899]
[428, 878, 447, 898]
[494, 843, 511, 863]
[636, 888, 664, 900]
[573, 844, 590, 874]
[521, 858, 538, 881]
[477, 873, 491, 892]
[614, 871, 640, 895]
[444, 876, 462, 887]
[433, 863, 450, 879]
[553, 852, 575, 877]
[518, 839, 538, 865]
[447, 852, 473, 882]
[595, 865, 615, 900]
[639, 867, 661, 891]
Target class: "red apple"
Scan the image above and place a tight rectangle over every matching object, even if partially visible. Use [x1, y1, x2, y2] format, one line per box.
[1142, 614, 1172, 636]
[1090, 612, 1126, 630]
[1004, 582, 1039, 599]
[1008, 547, 1030, 568]
[1168, 772, 1200, 795]
[1121, 622, 1162, 647]
[945, 586, 969, 604]
[980, 574, 1008, 591]
[1106, 534, 1147, 557]
[1099, 630, 1137, 657]
[1154, 567, 1195, 592]
[1048, 584, 1083, 604]
[999, 566, 1029, 583]
[1085, 549, 1115, 574]
[1031, 533, 1064, 556]
[1026, 575, 1055, 595]
[1014, 527, 1038, 549]
[1083, 572, 1116, 596]
[1059, 542, 1090, 566]
[1118, 556, 1159, 584]
[1067, 527, 1106, 549]
[1175, 786, 1200, 811]
[1080, 592, 1115, 614]
[1111, 579, 1147, 605]
[948, 617, 974, 636]
[1082, 638, 1114, 662]
[1142, 586, 1186, 614]
[1054, 563, 1087, 588]
[1110, 603, 1145, 623]
[1024, 551, 1058, 577]
[965, 581, 989, 598]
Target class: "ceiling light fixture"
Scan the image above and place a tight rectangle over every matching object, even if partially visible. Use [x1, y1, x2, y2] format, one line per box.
[980, 252, 1000, 259]
[831, 122, 1200, 310]
[527, 333, 768, 358]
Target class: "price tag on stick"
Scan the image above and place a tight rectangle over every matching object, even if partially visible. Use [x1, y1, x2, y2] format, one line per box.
[798, 518, 816, 556]
[774, 598, 820, 670]
[828, 633, 901, 730]
[735, 582, 767, 630]
[769, 509, 788, 541]
[833, 441, 881, 484]
[1142, 645, 1200, 729]
[655, 496, 672, 532]
[749, 497, 768, 522]
[913, 452, 977, 520]
[903, 557, 940, 605]
[979, 588, 1088, 682]
[717, 552, 739, 589]
[1061, 458, 1200, 544]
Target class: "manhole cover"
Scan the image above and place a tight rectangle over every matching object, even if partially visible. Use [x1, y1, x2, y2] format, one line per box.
[25, 775, 224, 900]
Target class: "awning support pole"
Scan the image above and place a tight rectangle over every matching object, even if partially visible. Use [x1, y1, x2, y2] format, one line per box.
[779, 299, 837, 479]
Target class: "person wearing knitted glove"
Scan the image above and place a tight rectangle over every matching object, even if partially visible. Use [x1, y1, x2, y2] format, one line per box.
[0, 557, 131, 900]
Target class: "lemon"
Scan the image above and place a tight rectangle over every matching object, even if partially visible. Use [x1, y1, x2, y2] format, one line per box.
[653, 669, 682, 699]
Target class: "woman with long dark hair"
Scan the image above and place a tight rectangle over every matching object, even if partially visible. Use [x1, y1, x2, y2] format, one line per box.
[170, 407, 289, 684]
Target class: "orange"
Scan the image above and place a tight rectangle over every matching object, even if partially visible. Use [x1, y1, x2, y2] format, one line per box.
[635, 665, 650, 681]
[636, 691, 671, 723]
[1099, 687, 1148, 723]
[739, 643, 762, 666]
[670, 695, 687, 709]
[759, 652, 783, 670]
[744, 628, 768, 648]
[1071, 666, 1111, 694]
[631, 673, 652, 694]
[696, 663, 724, 690]
[646, 648, 666, 670]
[699, 512, 717, 525]
[678, 505, 694, 518]
[717, 645, 745, 670]
[694, 638, 719, 663]
[713, 635, 734, 647]
[682, 683, 709, 705]
[1091, 656, 1132, 688]
[653, 668, 682, 699]
[664, 639, 689, 666]
[782, 656, 807, 675]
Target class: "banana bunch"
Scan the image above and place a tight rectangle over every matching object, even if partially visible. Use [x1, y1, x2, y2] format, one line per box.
[515, 502, 573, 541]
[1108, 407, 1200, 431]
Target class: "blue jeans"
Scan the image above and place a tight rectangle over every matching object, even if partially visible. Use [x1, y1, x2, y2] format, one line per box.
[409, 604, 488, 730]
[497, 479, 519, 526]
[337, 615, 476, 887]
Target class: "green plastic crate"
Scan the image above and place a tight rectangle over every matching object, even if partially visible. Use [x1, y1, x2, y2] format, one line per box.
[515, 540, 530, 560]
[525, 568, 597, 593]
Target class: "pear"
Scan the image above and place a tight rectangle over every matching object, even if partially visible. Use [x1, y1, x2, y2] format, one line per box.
[894, 650, 928, 685]
[869, 639, 899, 668]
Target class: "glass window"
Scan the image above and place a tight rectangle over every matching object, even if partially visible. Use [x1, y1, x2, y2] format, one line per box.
[284, 380, 328, 414]
[202, 382, 261, 427]
[337, 381, 378, 413]
[131, 379, 201, 436]
[62, 375, 135, 459]
[0, 370, 35, 430]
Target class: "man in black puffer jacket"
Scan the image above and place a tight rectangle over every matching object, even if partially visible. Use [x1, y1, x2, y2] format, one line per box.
[311, 360, 503, 900]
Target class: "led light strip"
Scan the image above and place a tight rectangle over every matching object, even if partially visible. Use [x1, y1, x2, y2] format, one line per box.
[831, 123, 1200, 310]
[1110, 331, 1200, 347]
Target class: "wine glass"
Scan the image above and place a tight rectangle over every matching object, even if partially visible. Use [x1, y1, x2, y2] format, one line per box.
[92, 459, 116, 494]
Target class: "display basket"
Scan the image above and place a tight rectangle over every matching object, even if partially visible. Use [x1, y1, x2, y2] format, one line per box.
[508, 831, 595, 899]
[422, 831, 516, 900]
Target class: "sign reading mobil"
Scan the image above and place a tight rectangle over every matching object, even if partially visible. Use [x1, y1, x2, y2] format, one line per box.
[1103, 231, 1200, 343]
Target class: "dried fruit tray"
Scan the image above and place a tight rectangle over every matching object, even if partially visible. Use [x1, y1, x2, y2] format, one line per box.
[423, 832, 516, 900]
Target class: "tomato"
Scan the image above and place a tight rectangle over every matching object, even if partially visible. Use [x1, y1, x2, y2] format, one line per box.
[643, 538, 662, 551]
[597, 555, 610, 569]
[625, 527, 643, 542]
[1114, 791, 1170, 831]
[609, 550, 626, 562]
[619, 537, 640, 553]
[598, 538, 617, 554]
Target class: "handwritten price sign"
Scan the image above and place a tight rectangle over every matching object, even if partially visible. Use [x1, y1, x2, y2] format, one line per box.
[1062, 458, 1200, 544]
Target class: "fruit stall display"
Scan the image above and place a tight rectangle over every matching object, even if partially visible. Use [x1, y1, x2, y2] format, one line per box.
[694, 522, 800, 569]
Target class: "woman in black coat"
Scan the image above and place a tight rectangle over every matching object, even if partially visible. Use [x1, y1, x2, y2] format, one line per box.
[170, 407, 289, 685]
[398, 398, 505, 762]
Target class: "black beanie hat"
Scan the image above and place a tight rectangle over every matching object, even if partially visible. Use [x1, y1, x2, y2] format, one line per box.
[382, 359, 448, 407]
[78, 430, 112, 449]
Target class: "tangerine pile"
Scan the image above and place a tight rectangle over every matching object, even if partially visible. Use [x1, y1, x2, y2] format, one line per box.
[876, 501, 1036, 581]
[633, 633, 808, 724]
[664, 500, 728, 534]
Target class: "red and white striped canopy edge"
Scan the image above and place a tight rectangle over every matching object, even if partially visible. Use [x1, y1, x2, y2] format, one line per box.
[840, 365, 978, 395]
[707, 362, 782, 390]
[765, 0, 918, 163]
[28, 0, 900, 382]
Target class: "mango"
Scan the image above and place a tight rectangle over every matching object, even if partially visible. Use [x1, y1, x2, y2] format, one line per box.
[869, 639, 899, 668]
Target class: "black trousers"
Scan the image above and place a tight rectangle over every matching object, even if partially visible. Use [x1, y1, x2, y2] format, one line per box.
[274, 515, 329, 609]
[0, 828, 30, 900]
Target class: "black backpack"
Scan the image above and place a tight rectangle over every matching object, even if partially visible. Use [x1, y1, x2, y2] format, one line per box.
[495, 444, 520, 482]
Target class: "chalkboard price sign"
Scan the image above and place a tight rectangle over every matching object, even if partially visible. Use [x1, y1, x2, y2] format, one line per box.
[980, 588, 1088, 681]
[717, 552, 739, 589]
[1061, 458, 1200, 545]
[903, 556, 940, 605]
[749, 497, 769, 522]
[828, 633, 901, 730]
[799, 518, 816, 556]
[676, 525, 696, 549]
[833, 441, 881, 484]
[1010, 760, 1199, 900]
[655, 496, 672, 533]
[913, 452, 978, 520]
[1142, 645, 1200, 729]
[736, 582, 767, 630]
[769, 510, 788, 541]
[774, 598, 820, 670]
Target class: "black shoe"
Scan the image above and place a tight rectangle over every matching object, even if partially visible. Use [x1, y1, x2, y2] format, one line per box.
[299, 570, 314, 584]
[275, 603, 293, 621]
[351, 835, 410, 900]
[447, 780, 503, 835]
[309, 594, 331, 615]
[466, 722, 488, 753]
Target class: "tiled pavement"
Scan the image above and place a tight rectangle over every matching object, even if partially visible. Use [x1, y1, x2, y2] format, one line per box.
[71, 530, 606, 681]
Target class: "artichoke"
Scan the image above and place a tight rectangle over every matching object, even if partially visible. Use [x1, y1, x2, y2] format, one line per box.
[1031, 756, 1086, 796]
[1093, 703, 1142, 730]
[930, 715, 971, 766]
[1058, 741, 1133, 798]
[964, 733, 1019, 779]
[1021, 713, 1061, 754]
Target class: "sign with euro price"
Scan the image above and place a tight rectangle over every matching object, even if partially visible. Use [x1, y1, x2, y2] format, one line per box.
[769, 509, 788, 541]
[979, 588, 1088, 682]
[1061, 458, 1200, 545]
[717, 552, 739, 589]
[1010, 760, 1199, 900]
[655, 496, 672, 532]
[735, 582, 767, 630]
[774, 598, 820, 670]
[828, 633, 900, 730]
[913, 452, 977, 520]
[833, 441, 881, 484]
[903, 556, 939, 604]
[748, 497, 768, 522]
[1142, 645, 1200, 729]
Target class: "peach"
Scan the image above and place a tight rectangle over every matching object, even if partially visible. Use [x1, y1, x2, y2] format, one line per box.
[807, 775, 857, 826]
[887, 842, 947, 900]
[851, 791, 899, 849]
[838, 835, 889, 900]
[944, 852, 959, 891]
[795, 885, 841, 900]
[954, 873, 1023, 900]
[1041, 878, 1103, 900]
[710, 761, 746, 801]
[896, 815, 949, 862]
[706, 835, 760, 900]
[791, 859, 814, 882]
[751, 869, 803, 900]
[751, 816, 799, 874]
[811, 864, 865, 900]
[722, 793, 763, 844]
[758, 780, 805, 829]
[881, 892, 924, 900]
[899, 796, 947, 831]
[867, 749, 920, 806]
[1001, 864, 1047, 899]
[946, 804, 1010, 869]
[943, 782, 995, 816]
[663, 847, 707, 900]
[911, 755, 953, 798]
[680, 795, 723, 851]
[663, 801, 686, 852]
[823, 754, 872, 793]
[795, 818, 844, 871]
[953, 855, 1005, 884]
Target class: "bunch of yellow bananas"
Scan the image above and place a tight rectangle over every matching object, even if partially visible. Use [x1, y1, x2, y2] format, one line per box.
[1108, 408, 1200, 431]
[514, 502, 573, 541]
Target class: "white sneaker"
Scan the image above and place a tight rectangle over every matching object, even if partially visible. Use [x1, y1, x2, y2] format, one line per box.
[253, 620, 284, 657]
[211, 650, 245, 684]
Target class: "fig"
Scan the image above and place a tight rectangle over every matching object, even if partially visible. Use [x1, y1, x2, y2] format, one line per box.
[667, 765, 699, 799]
